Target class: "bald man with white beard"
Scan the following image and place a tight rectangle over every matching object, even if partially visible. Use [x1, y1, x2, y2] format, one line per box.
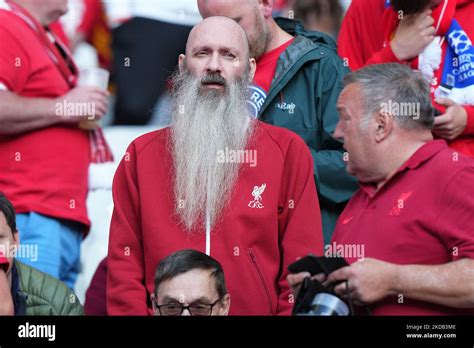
[107, 16, 324, 315]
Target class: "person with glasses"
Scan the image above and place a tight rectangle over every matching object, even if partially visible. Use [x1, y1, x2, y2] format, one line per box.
[151, 249, 230, 316]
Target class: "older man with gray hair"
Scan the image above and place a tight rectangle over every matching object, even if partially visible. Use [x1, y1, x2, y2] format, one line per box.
[289, 63, 474, 315]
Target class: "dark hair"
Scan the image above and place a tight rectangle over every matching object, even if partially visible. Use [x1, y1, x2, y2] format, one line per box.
[154, 249, 227, 298]
[391, 0, 432, 15]
[0, 192, 17, 234]
[294, 0, 343, 32]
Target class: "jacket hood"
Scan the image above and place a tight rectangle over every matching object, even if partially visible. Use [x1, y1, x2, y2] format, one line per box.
[275, 17, 338, 50]
[264, 17, 345, 116]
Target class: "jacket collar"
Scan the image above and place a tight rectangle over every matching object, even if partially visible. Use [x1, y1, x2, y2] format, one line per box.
[11, 260, 27, 316]
[261, 19, 326, 112]
[274, 17, 337, 49]
[259, 18, 340, 116]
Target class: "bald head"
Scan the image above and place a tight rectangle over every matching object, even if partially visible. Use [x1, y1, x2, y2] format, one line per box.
[197, 0, 274, 59]
[186, 16, 250, 58]
[178, 16, 256, 90]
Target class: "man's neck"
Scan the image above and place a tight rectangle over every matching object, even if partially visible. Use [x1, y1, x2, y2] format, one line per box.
[265, 19, 294, 54]
[374, 136, 433, 191]
[12, 0, 45, 25]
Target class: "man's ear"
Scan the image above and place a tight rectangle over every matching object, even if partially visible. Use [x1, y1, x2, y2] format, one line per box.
[178, 54, 186, 73]
[375, 110, 394, 143]
[260, 0, 274, 19]
[248, 58, 257, 82]
[220, 294, 231, 316]
[196, 0, 206, 17]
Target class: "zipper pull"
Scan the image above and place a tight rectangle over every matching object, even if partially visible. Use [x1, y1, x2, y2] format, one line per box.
[248, 249, 256, 263]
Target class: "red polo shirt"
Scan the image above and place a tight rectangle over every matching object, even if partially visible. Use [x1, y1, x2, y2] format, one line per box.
[332, 140, 474, 315]
[0, 9, 90, 228]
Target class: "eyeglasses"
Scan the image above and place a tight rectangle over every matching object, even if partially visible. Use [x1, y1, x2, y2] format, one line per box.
[155, 298, 223, 316]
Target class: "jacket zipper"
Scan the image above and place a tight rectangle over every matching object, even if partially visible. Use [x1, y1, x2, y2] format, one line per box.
[247, 249, 273, 314]
[205, 204, 210, 255]
[205, 174, 211, 255]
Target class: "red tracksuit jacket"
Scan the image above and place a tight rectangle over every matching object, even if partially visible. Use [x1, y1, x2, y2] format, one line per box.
[107, 121, 324, 315]
[338, 0, 474, 158]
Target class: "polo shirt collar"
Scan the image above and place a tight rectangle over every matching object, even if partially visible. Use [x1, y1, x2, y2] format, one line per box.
[396, 140, 448, 172]
[360, 140, 448, 197]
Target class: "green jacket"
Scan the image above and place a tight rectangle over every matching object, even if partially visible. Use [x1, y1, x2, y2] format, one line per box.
[258, 18, 358, 244]
[13, 260, 84, 315]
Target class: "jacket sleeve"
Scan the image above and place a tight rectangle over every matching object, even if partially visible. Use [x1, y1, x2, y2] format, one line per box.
[62, 291, 85, 316]
[107, 143, 148, 315]
[0, 26, 30, 92]
[16, 261, 84, 316]
[337, 0, 402, 70]
[337, 0, 367, 71]
[364, 45, 404, 67]
[276, 136, 324, 315]
[313, 56, 358, 206]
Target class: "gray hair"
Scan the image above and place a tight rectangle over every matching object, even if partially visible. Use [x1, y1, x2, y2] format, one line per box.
[169, 63, 254, 232]
[343, 63, 435, 131]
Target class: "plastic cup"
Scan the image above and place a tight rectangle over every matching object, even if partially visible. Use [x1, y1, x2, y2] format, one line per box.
[77, 67, 110, 130]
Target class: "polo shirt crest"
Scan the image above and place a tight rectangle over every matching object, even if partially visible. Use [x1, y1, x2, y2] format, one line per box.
[389, 191, 413, 216]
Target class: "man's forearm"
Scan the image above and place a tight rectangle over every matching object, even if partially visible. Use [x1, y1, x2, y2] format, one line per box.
[0, 91, 61, 135]
[393, 259, 474, 309]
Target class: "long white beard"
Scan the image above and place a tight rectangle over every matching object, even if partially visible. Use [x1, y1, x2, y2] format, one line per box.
[170, 69, 254, 232]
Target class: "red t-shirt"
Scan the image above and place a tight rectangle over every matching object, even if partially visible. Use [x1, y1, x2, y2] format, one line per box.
[0, 9, 91, 228]
[332, 140, 474, 315]
[254, 38, 294, 93]
[248, 39, 294, 117]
